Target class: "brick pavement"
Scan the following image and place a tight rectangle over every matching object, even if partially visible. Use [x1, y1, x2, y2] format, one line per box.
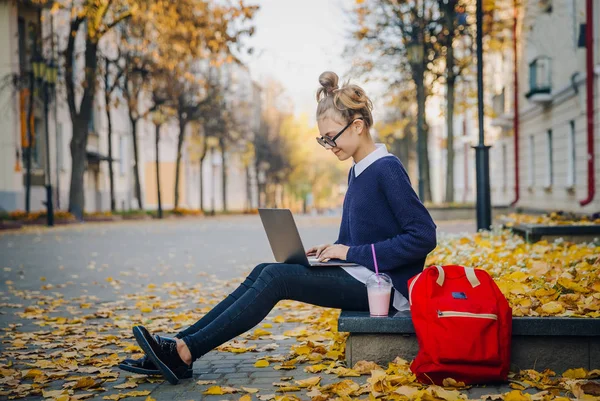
[0, 217, 556, 400]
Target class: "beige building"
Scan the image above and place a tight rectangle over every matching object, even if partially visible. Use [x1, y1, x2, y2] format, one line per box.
[0, 1, 258, 214]
[443, 0, 600, 214]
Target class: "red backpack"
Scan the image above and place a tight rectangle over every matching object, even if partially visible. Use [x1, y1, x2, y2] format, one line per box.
[407, 265, 512, 385]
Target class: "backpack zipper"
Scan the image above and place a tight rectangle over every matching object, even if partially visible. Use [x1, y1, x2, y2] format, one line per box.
[437, 310, 498, 320]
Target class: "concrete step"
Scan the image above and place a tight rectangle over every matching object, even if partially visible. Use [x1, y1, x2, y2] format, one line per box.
[339, 311, 600, 373]
[506, 222, 600, 243]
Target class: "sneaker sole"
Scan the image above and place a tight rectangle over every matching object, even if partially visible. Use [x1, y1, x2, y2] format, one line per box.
[132, 326, 181, 385]
[118, 362, 193, 379]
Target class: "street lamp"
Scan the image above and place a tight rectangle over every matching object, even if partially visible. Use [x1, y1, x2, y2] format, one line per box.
[206, 136, 219, 216]
[152, 108, 167, 219]
[33, 55, 57, 227]
[474, 0, 492, 230]
[406, 39, 426, 202]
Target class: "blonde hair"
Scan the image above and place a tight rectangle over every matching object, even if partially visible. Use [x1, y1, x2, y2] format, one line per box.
[316, 71, 374, 128]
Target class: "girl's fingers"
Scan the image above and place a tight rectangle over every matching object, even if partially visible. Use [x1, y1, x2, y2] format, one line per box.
[316, 244, 332, 258]
[318, 250, 330, 261]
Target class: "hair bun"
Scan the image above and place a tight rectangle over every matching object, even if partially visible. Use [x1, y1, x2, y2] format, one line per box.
[316, 71, 340, 102]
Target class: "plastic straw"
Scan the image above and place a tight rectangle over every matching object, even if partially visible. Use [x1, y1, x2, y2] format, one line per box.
[371, 244, 380, 284]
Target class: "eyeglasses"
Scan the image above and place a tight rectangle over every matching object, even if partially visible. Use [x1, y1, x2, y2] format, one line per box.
[316, 118, 363, 149]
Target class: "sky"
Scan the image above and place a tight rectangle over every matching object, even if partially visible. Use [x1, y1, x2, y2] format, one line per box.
[239, 0, 357, 122]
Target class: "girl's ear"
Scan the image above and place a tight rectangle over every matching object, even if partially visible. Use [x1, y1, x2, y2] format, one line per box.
[354, 118, 365, 134]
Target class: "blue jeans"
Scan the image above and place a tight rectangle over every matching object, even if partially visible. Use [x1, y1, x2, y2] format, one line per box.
[175, 262, 372, 361]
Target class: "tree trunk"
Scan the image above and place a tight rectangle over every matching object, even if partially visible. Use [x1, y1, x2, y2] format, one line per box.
[105, 67, 116, 212]
[68, 118, 88, 219]
[130, 118, 143, 210]
[220, 138, 227, 212]
[245, 164, 251, 211]
[444, 5, 457, 204]
[199, 135, 208, 212]
[423, 124, 432, 203]
[255, 157, 261, 208]
[67, 40, 97, 220]
[174, 117, 187, 209]
[25, 76, 34, 214]
[416, 71, 428, 202]
[398, 133, 410, 173]
[155, 123, 162, 219]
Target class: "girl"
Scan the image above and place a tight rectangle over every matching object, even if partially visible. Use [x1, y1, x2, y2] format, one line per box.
[123, 71, 437, 384]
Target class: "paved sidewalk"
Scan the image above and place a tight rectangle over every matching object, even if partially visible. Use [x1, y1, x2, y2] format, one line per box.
[1, 216, 576, 401]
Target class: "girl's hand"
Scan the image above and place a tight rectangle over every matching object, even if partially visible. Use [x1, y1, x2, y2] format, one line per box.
[306, 244, 331, 257]
[318, 244, 350, 262]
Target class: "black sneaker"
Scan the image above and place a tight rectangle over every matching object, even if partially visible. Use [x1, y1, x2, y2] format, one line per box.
[118, 335, 193, 378]
[132, 326, 192, 385]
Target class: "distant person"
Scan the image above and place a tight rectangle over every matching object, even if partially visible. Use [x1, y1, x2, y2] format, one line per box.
[120, 71, 437, 384]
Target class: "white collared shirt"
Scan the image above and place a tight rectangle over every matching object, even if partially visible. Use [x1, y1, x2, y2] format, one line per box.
[341, 143, 410, 312]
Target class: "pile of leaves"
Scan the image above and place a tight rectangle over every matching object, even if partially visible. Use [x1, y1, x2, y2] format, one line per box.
[170, 208, 204, 217]
[2, 210, 76, 222]
[427, 230, 600, 317]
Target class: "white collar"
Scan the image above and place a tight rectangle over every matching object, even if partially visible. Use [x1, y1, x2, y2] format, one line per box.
[353, 143, 392, 177]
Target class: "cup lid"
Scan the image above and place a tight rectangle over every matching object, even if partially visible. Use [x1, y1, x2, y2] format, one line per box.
[366, 273, 392, 287]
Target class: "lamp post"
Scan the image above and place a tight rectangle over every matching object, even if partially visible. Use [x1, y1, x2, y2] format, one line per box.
[206, 136, 219, 216]
[407, 39, 426, 201]
[32, 56, 57, 227]
[152, 108, 167, 219]
[474, 0, 492, 230]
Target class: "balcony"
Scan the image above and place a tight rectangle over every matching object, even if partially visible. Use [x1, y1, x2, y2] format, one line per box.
[526, 57, 552, 105]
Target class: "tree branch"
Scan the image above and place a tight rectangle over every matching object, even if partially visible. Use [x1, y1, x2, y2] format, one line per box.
[97, 11, 132, 37]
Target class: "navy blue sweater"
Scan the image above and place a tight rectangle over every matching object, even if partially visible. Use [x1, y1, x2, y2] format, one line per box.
[336, 156, 437, 298]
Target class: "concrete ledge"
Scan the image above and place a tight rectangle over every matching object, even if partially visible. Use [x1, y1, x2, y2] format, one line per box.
[508, 223, 600, 243]
[339, 311, 600, 336]
[345, 333, 598, 373]
[339, 312, 600, 373]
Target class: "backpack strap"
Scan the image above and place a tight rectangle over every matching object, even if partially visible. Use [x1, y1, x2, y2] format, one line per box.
[464, 267, 481, 288]
[433, 265, 480, 288]
[434, 265, 445, 286]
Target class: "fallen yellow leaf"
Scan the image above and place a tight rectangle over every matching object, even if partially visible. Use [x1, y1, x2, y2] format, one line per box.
[294, 376, 321, 388]
[563, 368, 587, 379]
[203, 385, 239, 395]
[504, 390, 531, 401]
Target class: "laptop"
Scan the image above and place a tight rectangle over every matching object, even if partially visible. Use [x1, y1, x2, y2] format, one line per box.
[258, 208, 359, 267]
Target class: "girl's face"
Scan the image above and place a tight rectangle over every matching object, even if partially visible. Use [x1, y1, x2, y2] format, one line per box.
[317, 116, 364, 162]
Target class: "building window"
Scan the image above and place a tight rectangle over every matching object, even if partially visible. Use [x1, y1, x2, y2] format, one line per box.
[492, 88, 506, 116]
[545, 130, 553, 188]
[526, 57, 552, 98]
[567, 121, 576, 187]
[528, 135, 535, 187]
[119, 136, 127, 176]
[502, 143, 508, 191]
[538, 0, 552, 13]
[56, 123, 64, 170]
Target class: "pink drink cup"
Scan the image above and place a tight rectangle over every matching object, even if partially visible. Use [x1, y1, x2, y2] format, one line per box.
[367, 285, 391, 317]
